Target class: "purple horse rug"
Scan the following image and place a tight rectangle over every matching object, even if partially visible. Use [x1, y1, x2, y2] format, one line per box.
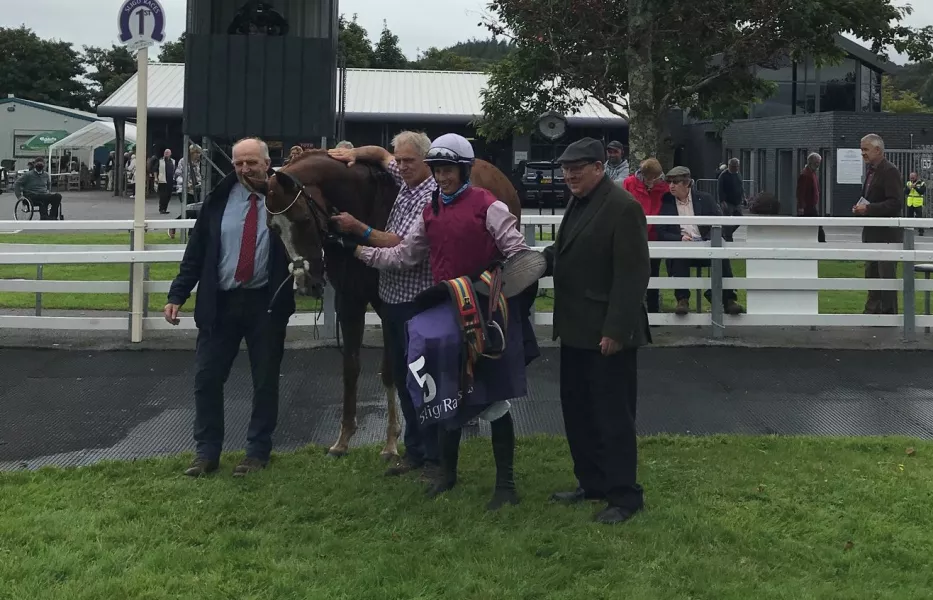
[405, 295, 527, 429]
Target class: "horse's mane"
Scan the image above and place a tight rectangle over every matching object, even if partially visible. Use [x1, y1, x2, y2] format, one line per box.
[285, 148, 391, 176]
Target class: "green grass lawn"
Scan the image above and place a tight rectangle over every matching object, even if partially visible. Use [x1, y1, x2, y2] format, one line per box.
[0, 233, 922, 315]
[1, 435, 931, 599]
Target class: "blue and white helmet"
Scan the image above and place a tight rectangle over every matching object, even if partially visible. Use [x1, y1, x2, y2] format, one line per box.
[424, 133, 475, 166]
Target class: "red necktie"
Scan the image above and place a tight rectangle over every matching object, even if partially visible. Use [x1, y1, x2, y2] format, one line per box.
[234, 194, 259, 284]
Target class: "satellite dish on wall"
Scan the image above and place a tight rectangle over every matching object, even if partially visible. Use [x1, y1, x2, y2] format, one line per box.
[536, 111, 567, 142]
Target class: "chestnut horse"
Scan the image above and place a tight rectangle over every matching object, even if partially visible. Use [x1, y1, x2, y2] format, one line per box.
[253, 150, 523, 459]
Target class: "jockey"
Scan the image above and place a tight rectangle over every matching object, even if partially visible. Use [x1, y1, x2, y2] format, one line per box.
[345, 133, 541, 510]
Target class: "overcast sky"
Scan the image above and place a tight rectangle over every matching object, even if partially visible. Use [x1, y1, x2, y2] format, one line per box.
[1, 0, 930, 64]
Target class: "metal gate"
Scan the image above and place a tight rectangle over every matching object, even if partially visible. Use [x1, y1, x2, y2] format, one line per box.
[885, 148, 933, 216]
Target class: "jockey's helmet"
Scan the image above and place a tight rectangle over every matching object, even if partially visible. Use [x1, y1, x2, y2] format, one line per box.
[425, 133, 475, 183]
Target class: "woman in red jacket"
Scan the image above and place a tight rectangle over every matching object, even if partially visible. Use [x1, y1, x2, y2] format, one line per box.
[623, 158, 668, 313]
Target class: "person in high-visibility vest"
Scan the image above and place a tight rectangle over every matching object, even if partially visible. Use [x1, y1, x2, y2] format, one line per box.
[905, 171, 927, 235]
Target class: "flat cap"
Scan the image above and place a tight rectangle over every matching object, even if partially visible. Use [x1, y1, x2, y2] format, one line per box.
[607, 140, 624, 151]
[556, 137, 606, 164]
[666, 166, 692, 178]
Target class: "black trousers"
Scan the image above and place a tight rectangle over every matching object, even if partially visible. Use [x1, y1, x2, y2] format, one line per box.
[667, 258, 738, 303]
[382, 301, 438, 465]
[158, 183, 173, 212]
[559, 345, 643, 511]
[193, 287, 287, 461]
[30, 193, 62, 220]
[646, 259, 661, 313]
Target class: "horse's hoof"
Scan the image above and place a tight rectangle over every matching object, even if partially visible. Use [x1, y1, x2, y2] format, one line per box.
[327, 447, 348, 458]
[379, 451, 399, 462]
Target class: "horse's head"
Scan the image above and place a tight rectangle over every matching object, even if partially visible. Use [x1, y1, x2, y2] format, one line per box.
[259, 157, 331, 298]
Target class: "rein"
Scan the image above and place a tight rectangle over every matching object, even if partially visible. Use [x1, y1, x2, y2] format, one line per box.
[264, 168, 347, 353]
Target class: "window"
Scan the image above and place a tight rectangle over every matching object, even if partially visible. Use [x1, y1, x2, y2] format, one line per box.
[754, 81, 795, 118]
[795, 57, 817, 114]
[756, 149, 767, 193]
[819, 58, 857, 112]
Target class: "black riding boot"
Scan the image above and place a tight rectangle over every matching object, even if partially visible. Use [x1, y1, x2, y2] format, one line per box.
[426, 426, 461, 498]
[487, 412, 520, 510]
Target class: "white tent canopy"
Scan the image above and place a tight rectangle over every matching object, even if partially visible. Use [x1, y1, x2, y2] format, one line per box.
[48, 121, 138, 167]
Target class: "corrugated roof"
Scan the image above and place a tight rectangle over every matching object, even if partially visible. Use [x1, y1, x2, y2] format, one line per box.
[98, 63, 186, 118]
[97, 63, 627, 125]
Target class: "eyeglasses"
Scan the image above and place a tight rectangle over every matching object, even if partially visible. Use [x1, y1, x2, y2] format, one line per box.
[560, 161, 595, 176]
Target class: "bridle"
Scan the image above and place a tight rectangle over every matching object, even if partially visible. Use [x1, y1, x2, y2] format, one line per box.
[264, 168, 346, 352]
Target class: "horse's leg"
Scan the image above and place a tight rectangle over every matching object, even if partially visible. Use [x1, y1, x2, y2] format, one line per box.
[379, 334, 401, 461]
[328, 301, 366, 458]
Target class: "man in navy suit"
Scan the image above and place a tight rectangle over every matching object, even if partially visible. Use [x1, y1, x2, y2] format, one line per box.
[658, 166, 744, 316]
[164, 137, 295, 477]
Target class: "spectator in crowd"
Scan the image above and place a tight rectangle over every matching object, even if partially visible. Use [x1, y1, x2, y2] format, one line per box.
[284, 145, 304, 165]
[604, 140, 629, 185]
[623, 158, 669, 313]
[106, 151, 115, 191]
[749, 192, 781, 215]
[796, 152, 826, 243]
[13, 157, 61, 220]
[335, 140, 354, 149]
[126, 152, 136, 198]
[905, 171, 926, 235]
[157, 148, 177, 214]
[853, 133, 903, 314]
[717, 158, 745, 241]
[164, 137, 296, 477]
[325, 132, 441, 479]
[175, 144, 203, 206]
[147, 149, 159, 195]
[544, 137, 651, 525]
[659, 166, 744, 317]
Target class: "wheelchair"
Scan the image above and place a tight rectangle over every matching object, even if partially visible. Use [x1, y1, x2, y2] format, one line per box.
[13, 195, 64, 221]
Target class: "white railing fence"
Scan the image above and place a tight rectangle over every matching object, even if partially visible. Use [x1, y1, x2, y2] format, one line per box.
[3, 215, 933, 341]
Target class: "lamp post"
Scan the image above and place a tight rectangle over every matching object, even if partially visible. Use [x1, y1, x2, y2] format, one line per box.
[535, 111, 568, 239]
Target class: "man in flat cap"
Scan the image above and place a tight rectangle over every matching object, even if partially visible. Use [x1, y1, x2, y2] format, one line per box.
[604, 140, 629, 185]
[658, 166, 744, 316]
[542, 137, 651, 525]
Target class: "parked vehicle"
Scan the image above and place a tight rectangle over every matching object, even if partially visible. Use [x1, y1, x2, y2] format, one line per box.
[521, 160, 568, 209]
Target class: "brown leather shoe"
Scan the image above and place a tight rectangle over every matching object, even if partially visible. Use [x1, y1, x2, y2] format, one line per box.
[232, 456, 268, 477]
[184, 457, 219, 477]
[724, 300, 745, 316]
[675, 299, 690, 315]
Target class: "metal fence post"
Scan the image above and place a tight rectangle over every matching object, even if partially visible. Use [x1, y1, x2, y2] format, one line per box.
[127, 230, 134, 337]
[903, 228, 916, 341]
[35, 264, 42, 317]
[710, 225, 724, 339]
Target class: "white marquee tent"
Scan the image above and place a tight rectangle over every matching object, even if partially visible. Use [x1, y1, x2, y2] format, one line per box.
[48, 121, 138, 167]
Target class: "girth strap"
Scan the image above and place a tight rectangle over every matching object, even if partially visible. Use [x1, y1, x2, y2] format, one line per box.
[442, 268, 509, 393]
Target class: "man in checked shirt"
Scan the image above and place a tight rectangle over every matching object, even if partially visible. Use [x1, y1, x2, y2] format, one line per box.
[327, 132, 440, 478]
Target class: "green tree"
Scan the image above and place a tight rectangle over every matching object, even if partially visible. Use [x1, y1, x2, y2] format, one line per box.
[412, 48, 478, 71]
[372, 21, 408, 69]
[882, 75, 931, 113]
[338, 14, 374, 68]
[158, 33, 186, 63]
[890, 60, 933, 108]
[0, 26, 89, 110]
[480, 0, 933, 166]
[83, 45, 137, 108]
